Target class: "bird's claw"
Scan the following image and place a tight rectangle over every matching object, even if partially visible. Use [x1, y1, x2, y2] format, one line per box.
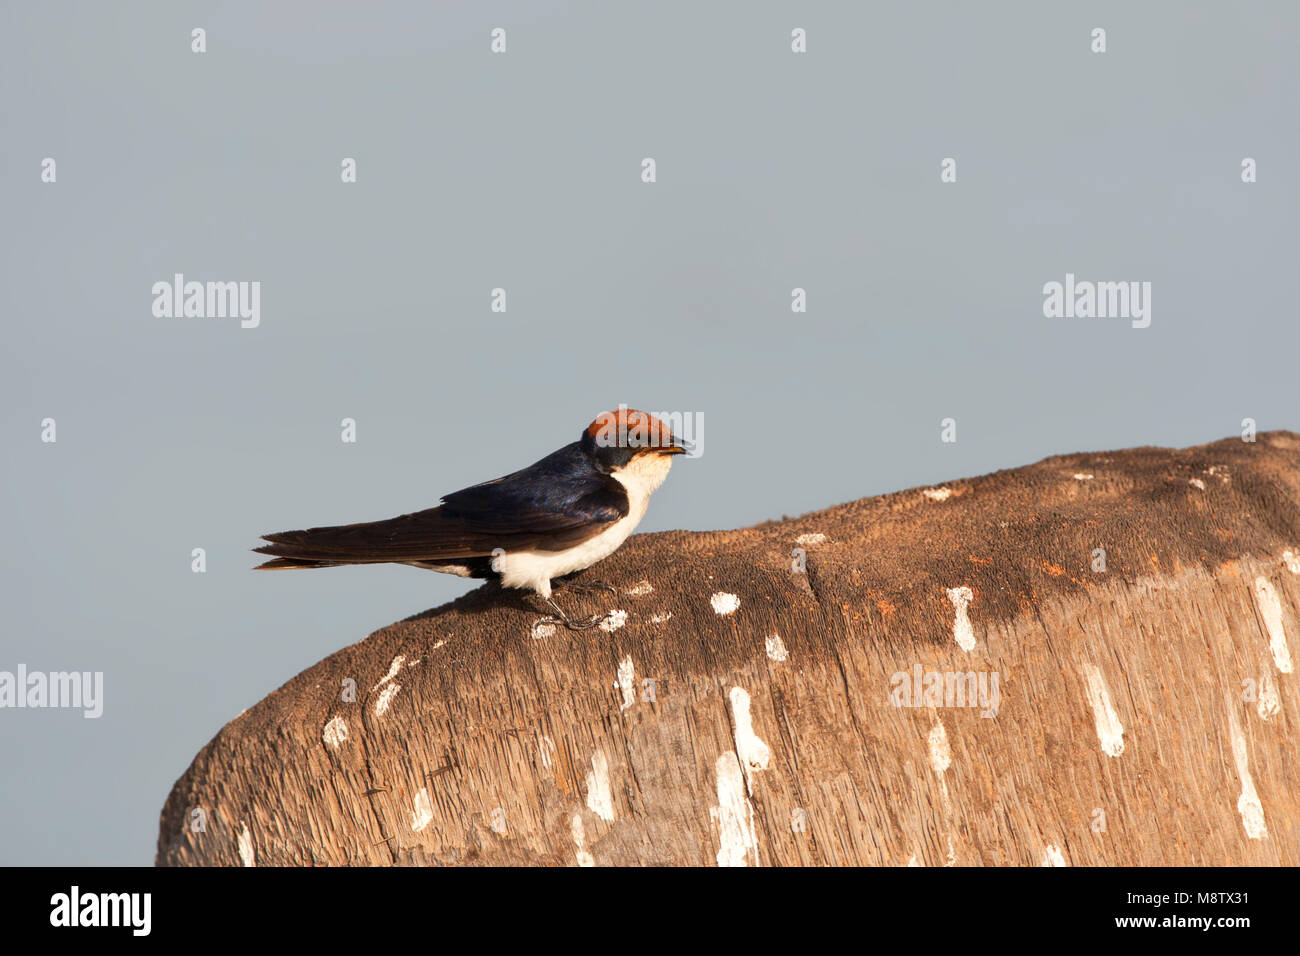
[543, 597, 612, 630]
[541, 612, 609, 631]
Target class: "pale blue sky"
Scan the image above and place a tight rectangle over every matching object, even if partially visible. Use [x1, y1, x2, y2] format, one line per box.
[2, 0, 1297, 864]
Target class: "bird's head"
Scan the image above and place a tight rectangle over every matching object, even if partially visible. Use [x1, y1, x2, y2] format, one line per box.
[580, 408, 691, 485]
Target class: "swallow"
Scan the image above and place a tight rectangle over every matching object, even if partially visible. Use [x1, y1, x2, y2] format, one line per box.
[254, 407, 690, 629]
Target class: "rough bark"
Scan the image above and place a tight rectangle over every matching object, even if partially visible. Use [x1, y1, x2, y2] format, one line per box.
[158, 431, 1300, 866]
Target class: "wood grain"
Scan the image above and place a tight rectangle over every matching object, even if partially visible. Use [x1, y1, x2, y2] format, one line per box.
[157, 431, 1300, 866]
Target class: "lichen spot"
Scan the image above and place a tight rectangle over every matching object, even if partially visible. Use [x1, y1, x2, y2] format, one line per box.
[600, 609, 628, 632]
[322, 716, 348, 750]
[711, 592, 741, 616]
[374, 682, 400, 717]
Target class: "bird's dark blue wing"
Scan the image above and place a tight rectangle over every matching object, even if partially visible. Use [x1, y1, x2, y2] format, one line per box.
[254, 442, 627, 563]
[440, 442, 626, 535]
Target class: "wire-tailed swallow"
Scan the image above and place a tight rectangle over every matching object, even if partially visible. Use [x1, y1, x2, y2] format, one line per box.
[254, 408, 690, 629]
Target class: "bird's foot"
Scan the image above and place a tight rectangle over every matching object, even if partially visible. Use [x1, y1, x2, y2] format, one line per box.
[541, 597, 611, 631]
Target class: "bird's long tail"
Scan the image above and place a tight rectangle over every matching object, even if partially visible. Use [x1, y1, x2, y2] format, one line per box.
[253, 526, 402, 570]
[253, 555, 349, 570]
[252, 505, 472, 570]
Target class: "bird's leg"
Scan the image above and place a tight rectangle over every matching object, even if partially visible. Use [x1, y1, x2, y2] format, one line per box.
[541, 597, 610, 631]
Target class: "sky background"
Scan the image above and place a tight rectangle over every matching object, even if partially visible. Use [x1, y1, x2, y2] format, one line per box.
[2, 1, 1298, 865]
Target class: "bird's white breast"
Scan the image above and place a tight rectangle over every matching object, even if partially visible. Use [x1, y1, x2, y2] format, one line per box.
[496, 452, 674, 598]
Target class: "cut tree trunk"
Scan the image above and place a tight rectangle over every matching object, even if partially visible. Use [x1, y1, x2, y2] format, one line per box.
[157, 431, 1300, 866]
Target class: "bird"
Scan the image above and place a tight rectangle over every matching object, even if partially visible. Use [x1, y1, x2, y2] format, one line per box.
[254, 407, 691, 629]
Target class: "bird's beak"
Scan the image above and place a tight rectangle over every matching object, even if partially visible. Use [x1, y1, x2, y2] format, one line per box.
[634, 435, 692, 456]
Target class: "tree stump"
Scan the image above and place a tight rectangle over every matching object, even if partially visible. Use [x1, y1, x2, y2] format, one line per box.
[157, 431, 1300, 866]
